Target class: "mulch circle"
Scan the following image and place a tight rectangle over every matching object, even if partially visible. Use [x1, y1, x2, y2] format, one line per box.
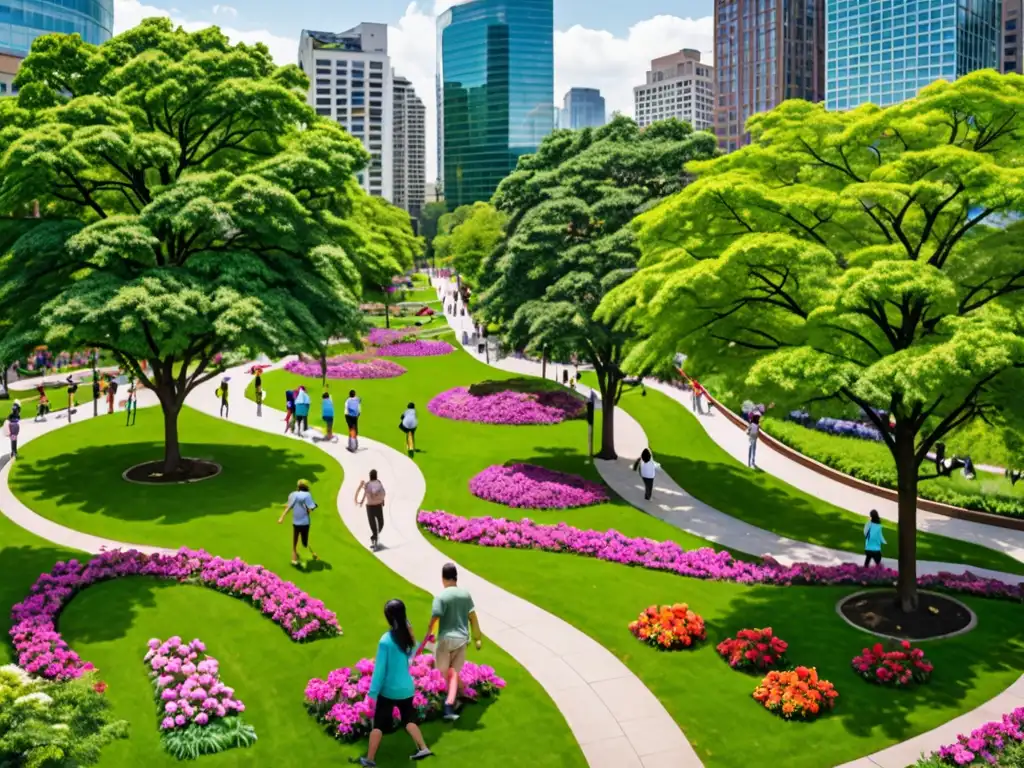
[122, 459, 222, 485]
[837, 589, 976, 641]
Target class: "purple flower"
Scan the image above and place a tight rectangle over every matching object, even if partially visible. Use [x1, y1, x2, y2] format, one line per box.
[376, 340, 454, 358]
[929, 707, 1024, 765]
[470, 464, 609, 509]
[283, 356, 406, 380]
[428, 387, 584, 425]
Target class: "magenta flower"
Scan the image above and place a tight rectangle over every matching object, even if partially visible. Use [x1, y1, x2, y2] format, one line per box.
[376, 340, 454, 357]
[470, 464, 609, 509]
[283, 356, 406, 380]
[428, 387, 585, 425]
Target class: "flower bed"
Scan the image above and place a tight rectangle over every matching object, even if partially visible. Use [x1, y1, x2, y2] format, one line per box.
[428, 386, 585, 425]
[366, 327, 418, 346]
[716, 627, 788, 672]
[305, 655, 505, 742]
[376, 339, 454, 357]
[753, 667, 838, 720]
[416, 511, 1024, 602]
[628, 603, 706, 650]
[10, 549, 341, 682]
[918, 707, 1024, 766]
[146, 636, 257, 759]
[469, 464, 609, 509]
[283, 356, 406, 380]
[852, 640, 933, 686]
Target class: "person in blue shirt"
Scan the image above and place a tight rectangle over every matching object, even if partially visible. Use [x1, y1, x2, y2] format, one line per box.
[321, 392, 336, 441]
[294, 386, 311, 433]
[355, 599, 433, 767]
[277, 479, 319, 566]
[345, 389, 362, 452]
[863, 509, 886, 567]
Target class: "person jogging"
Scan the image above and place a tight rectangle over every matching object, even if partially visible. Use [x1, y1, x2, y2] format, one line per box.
[345, 389, 362, 452]
[423, 563, 482, 722]
[277, 479, 319, 566]
[355, 470, 386, 551]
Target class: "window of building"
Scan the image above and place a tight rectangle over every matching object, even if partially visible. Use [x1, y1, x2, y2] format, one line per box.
[316, 59, 330, 66]
[317, 88, 330, 95]
[316, 78, 330, 86]
[316, 107, 331, 116]
[316, 98, 331, 105]
[370, 61, 383, 70]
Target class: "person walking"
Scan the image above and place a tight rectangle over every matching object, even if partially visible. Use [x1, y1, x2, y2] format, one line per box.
[345, 389, 362, 452]
[321, 391, 336, 441]
[356, 470, 387, 550]
[746, 413, 761, 468]
[632, 449, 659, 501]
[34, 384, 49, 422]
[277, 479, 319, 566]
[6, 400, 21, 459]
[399, 402, 417, 455]
[295, 386, 311, 433]
[65, 375, 78, 422]
[352, 599, 433, 767]
[863, 510, 886, 567]
[253, 367, 264, 417]
[284, 389, 296, 433]
[106, 376, 118, 415]
[217, 377, 229, 418]
[125, 378, 138, 426]
[423, 563, 482, 723]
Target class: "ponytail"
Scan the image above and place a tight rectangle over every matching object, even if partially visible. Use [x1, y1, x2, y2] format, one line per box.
[384, 599, 414, 654]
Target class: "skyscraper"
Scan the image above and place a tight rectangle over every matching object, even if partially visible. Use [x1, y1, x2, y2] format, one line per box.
[0, 0, 114, 95]
[437, 0, 554, 209]
[393, 75, 427, 219]
[562, 87, 606, 129]
[1004, 0, 1022, 74]
[633, 50, 715, 131]
[826, 0, 1002, 111]
[714, 0, 826, 151]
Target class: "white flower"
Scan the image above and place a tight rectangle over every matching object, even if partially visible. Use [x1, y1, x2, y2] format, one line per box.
[14, 691, 53, 707]
[0, 664, 31, 684]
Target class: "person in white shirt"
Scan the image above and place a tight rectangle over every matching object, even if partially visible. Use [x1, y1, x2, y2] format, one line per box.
[746, 414, 761, 468]
[345, 389, 362, 452]
[399, 402, 418, 455]
[632, 448, 659, 501]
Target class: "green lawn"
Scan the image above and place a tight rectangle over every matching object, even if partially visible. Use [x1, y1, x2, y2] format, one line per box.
[366, 314, 441, 329]
[4, 406, 584, 767]
[250, 346, 1024, 767]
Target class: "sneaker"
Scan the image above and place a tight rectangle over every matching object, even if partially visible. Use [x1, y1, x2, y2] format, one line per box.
[442, 704, 460, 722]
[410, 748, 434, 761]
[351, 757, 376, 767]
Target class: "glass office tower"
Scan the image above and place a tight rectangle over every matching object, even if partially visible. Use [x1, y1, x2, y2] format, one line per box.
[826, 0, 1001, 111]
[0, 0, 114, 57]
[562, 87, 606, 129]
[437, 0, 554, 209]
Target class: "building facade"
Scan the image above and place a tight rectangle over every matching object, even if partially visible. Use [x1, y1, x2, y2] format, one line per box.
[0, 0, 114, 95]
[714, 0, 826, 151]
[561, 87, 606, 129]
[393, 75, 427, 219]
[437, 0, 555, 209]
[1005, 0, 1023, 73]
[826, 0, 1002, 111]
[633, 50, 715, 131]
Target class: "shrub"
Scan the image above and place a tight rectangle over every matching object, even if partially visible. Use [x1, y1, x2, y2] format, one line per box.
[305, 656, 505, 742]
[716, 627, 788, 672]
[918, 706, 1024, 766]
[628, 603, 707, 650]
[851, 640, 934, 687]
[469, 464, 609, 509]
[752, 666, 838, 720]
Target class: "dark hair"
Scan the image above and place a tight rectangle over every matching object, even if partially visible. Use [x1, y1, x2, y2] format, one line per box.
[869, 509, 881, 524]
[322, 392, 330, 399]
[407, 402, 415, 409]
[441, 562, 458, 582]
[349, 389, 356, 397]
[641, 448, 652, 463]
[384, 599, 414, 654]
[369, 469, 378, 481]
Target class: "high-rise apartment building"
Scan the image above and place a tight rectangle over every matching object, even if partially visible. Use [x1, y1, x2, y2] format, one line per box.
[561, 87, 606, 129]
[299, 25, 394, 200]
[1004, 0, 1023, 73]
[633, 50, 715, 131]
[714, 0, 825, 151]
[826, 0, 1001, 111]
[437, 0, 555, 209]
[393, 75, 427, 219]
[0, 0, 114, 95]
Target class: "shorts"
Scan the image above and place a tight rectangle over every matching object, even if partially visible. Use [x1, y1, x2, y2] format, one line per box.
[399, 424, 416, 434]
[372, 695, 415, 733]
[435, 637, 468, 677]
[292, 524, 310, 548]
[345, 414, 359, 430]
[324, 416, 334, 429]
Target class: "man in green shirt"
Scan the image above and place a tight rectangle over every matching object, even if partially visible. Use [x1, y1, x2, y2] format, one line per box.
[426, 562, 482, 722]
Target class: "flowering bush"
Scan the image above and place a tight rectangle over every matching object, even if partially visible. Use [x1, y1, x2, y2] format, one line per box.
[716, 627, 788, 672]
[283, 356, 406, 380]
[376, 339, 454, 357]
[851, 640, 934, 687]
[145, 637, 257, 759]
[428, 386, 585, 425]
[305, 655, 505, 742]
[752, 666, 838, 720]
[628, 604, 706, 650]
[0, 663, 128, 766]
[10, 549, 341, 682]
[366, 327, 418, 346]
[416, 511, 1024, 603]
[921, 707, 1024, 766]
[469, 464, 609, 509]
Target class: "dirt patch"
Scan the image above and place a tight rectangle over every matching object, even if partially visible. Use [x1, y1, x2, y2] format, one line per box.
[123, 459, 222, 485]
[837, 589, 976, 641]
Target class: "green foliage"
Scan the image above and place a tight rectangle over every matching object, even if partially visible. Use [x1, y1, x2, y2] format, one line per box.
[0, 666, 128, 767]
[160, 716, 257, 761]
[418, 200, 448, 260]
[434, 202, 505, 282]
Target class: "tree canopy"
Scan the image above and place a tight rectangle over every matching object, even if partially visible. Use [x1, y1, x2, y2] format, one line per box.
[601, 71, 1024, 608]
[434, 201, 505, 283]
[0, 19, 410, 471]
[479, 115, 718, 457]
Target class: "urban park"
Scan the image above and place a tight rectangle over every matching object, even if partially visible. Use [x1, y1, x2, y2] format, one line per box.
[1, 19, 1023, 768]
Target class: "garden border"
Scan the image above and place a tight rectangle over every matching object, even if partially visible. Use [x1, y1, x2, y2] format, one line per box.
[834, 589, 978, 642]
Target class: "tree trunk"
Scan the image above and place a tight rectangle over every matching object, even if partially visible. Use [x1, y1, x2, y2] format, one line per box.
[894, 431, 919, 612]
[597, 375, 619, 460]
[385, 301, 391, 330]
[161, 394, 183, 474]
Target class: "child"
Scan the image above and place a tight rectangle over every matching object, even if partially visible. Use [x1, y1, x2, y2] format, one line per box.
[321, 391, 335, 441]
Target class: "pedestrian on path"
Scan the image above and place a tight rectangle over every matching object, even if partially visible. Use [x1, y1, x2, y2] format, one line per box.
[746, 413, 761, 468]
[632, 449, 660, 501]
[356, 470, 386, 550]
[6, 400, 22, 459]
[285, 389, 296, 433]
[321, 391, 335, 441]
[34, 384, 49, 422]
[399, 402, 417, 455]
[278, 479, 319, 566]
[253, 367, 264, 417]
[352, 599, 433, 767]
[217, 377, 229, 419]
[422, 563, 482, 723]
[106, 376, 117, 415]
[345, 389, 362, 452]
[863, 510, 886, 567]
[295, 386, 311, 433]
[65, 376, 78, 422]
[125, 378, 137, 426]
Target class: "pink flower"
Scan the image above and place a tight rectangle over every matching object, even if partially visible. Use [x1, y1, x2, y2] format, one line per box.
[428, 387, 584, 425]
[469, 464, 609, 509]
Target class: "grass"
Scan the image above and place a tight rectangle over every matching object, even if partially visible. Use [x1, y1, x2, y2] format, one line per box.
[250, 345, 1024, 767]
[4, 406, 585, 767]
[366, 314, 442, 329]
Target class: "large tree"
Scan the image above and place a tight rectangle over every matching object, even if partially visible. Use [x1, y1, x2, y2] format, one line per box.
[0, 19, 386, 473]
[601, 71, 1024, 609]
[479, 116, 717, 458]
[434, 201, 505, 283]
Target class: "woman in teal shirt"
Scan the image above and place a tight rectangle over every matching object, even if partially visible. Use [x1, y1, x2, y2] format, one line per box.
[863, 509, 887, 567]
[355, 599, 433, 767]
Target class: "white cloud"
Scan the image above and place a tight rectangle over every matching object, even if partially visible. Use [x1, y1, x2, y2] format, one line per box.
[211, 4, 238, 18]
